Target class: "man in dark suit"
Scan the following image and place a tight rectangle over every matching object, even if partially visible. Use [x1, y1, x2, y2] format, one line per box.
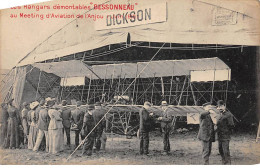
[158, 101, 173, 155]
[60, 100, 71, 147]
[71, 101, 84, 149]
[198, 102, 215, 165]
[216, 100, 234, 165]
[139, 101, 153, 155]
[81, 104, 96, 156]
[92, 102, 106, 152]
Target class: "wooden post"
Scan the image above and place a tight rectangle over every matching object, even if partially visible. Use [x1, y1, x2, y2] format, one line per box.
[256, 121, 260, 142]
[178, 76, 187, 105]
[87, 76, 92, 104]
[35, 70, 42, 101]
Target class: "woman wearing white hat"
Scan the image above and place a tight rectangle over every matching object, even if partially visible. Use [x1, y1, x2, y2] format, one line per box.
[28, 101, 39, 150]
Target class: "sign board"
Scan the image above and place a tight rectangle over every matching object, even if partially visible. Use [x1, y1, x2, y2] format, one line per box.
[212, 6, 237, 26]
[187, 113, 200, 124]
[95, 2, 167, 30]
[190, 69, 231, 82]
[60, 76, 85, 86]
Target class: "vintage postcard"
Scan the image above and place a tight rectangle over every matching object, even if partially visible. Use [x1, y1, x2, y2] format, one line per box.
[0, 0, 260, 165]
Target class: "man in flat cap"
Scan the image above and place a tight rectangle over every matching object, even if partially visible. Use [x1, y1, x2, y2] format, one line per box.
[92, 102, 106, 152]
[71, 101, 84, 149]
[198, 102, 215, 165]
[59, 100, 71, 147]
[81, 104, 96, 156]
[139, 101, 154, 155]
[216, 100, 234, 165]
[158, 101, 173, 155]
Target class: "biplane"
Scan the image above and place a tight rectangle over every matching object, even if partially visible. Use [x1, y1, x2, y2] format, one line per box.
[16, 57, 229, 137]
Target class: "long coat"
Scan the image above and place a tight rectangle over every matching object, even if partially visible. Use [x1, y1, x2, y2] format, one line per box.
[139, 107, 153, 132]
[5, 105, 20, 148]
[197, 111, 215, 142]
[216, 111, 234, 141]
[0, 106, 8, 145]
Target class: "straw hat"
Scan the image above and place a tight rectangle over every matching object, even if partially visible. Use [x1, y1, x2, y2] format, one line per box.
[144, 101, 152, 107]
[30, 101, 39, 110]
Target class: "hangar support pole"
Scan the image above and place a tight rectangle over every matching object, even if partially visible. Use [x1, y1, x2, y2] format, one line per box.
[178, 76, 187, 105]
[35, 70, 42, 101]
[87, 76, 92, 104]
[211, 58, 217, 103]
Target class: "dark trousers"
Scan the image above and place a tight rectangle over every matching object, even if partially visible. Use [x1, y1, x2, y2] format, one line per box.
[75, 130, 83, 147]
[140, 131, 149, 154]
[218, 140, 231, 165]
[63, 127, 71, 145]
[201, 140, 212, 165]
[95, 131, 102, 151]
[82, 136, 94, 156]
[162, 131, 170, 152]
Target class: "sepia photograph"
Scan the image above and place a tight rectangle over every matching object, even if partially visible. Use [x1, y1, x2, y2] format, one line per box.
[0, 0, 260, 165]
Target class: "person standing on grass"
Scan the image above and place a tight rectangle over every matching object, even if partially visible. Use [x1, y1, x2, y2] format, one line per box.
[139, 101, 153, 155]
[20, 102, 30, 147]
[92, 102, 106, 152]
[59, 100, 71, 148]
[0, 103, 8, 148]
[197, 102, 215, 165]
[158, 101, 173, 155]
[47, 98, 64, 154]
[216, 100, 234, 165]
[71, 101, 84, 149]
[28, 101, 39, 150]
[81, 104, 96, 156]
[33, 99, 50, 152]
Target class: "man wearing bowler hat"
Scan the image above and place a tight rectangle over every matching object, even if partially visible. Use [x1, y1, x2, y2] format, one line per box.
[198, 102, 215, 165]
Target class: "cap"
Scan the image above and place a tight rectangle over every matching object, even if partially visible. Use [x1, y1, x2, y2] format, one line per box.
[22, 102, 28, 106]
[62, 100, 67, 106]
[161, 101, 168, 106]
[217, 100, 224, 106]
[76, 101, 82, 106]
[144, 101, 152, 107]
[88, 104, 95, 110]
[202, 102, 212, 107]
[94, 102, 102, 106]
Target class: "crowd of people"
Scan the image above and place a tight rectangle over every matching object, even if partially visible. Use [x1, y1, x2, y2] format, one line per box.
[0, 97, 234, 164]
[0, 98, 107, 156]
[139, 100, 234, 165]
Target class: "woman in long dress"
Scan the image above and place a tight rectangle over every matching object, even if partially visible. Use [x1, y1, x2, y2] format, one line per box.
[4, 99, 20, 149]
[47, 99, 64, 154]
[28, 101, 39, 150]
